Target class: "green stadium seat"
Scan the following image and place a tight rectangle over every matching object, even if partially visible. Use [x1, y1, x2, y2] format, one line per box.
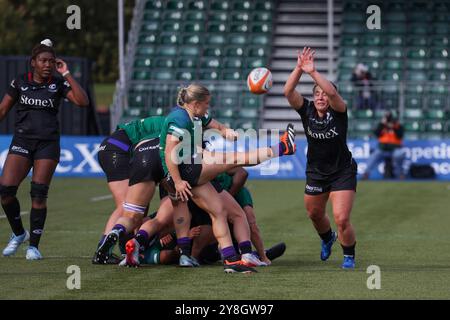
[206, 34, 225, 45]
[179, 46, 200, 56]
[403, 120, 422, 133]
[354, 109, 374, 119]
[385, 12, 406, 22]
[431, 35, 449, 47]
[226, 46, 245, 57]
[188, 1, 206, 10]
[184, 22, 205, 33]
[145, 0, 163, 10]
[431, 60, 449, 70]
[248, 47, 267, 57]
[201, 57, 221, 69]
[219, 95, 238, 109]
[406, 61, 427, 70]
[251, 23, 270, 33]
[178, 57, 197, 68]
[424, 121, 444, 133]
[166, 0, 184, 10]
[203, 47, 222, 57]
[435, 23, 450, 34]
[381, 71, 402, 81]
[386, 22, 407, 34]
[384, 47, 403, 59]
[352, 120, 373, 133]
[404, 108, 423, 119]
[386, 35, 404, 46]
[160, 33, 180, 45]
[428, 71, 448, 81]
[216, 107, 234, 118]
[384, 60, 403, 70]
[430, 49, 449, 59]
[133, 70, 151, 80]
[406, 35, 428, 47]
[208, 23, 227, 33]
[407, 48, 428, 59]
[434, 12, 450, 23]
[138, 34, 158, 45]
[342, 23, 364, 34]
[342, 12, 365, 22]
[209, 12, 228, 22]
[222, 70, 244, 80]
[254, 1, 273, 11]
[408, 11, 432, 22]
[163, 11, 182, 21]
[253, 12, 272, 22]
[341, 48, 359, 58]
[224, 58, 243, 69]
[233, 1, 252, 11]
[242, 95, 261, 108]
[123, 107, 147, 118]
[361, 47, 383, 58]
[210, 1, 229, 11]
[136, 46, 155, 56]
[405, 84, 425, 95]
[405, 95, 422, 109]
[425, 110, 445, 120]
[247, 58, 265, 69]
[143, 11, 162, 21]
[337, 72, 353, 81]
[229, 34, 247, 45]
[409, 23, 429, 34]
[239, 108, 258, 119]
[230, 23, 249, 33]
[161, 22, 181, 32]
[341, 35, 360, 46]
[429, 97, 446, 109]
[362, 35, 382, 46]
[338, 58, 357, 70]
[183, 34, 201, 45]
[157, 46, 177, 56]
[155, 57, 175, 68]
[232, 12, 250, 22]
[176, 71, 194, 81]
[147, 107, 166, 117]
[361, 59, 380, 73]
[236, 119, 259, 130]
[184, 11, 206, 21]
[152, 70, 174, 80]
[134, 58, 153, 68]
[141, 21, 159, 32]
[428, 84, 449, 95]
[251, 35, 270, 46]
[200, 70, 219, 80]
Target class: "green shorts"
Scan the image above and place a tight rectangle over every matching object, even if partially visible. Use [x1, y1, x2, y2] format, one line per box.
[235, 187, 253, 208]
[140, 241, 162, 265]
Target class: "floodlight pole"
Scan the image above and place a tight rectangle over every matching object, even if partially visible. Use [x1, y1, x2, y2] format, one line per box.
[118, 0, 125, 93]
[327, 0, 334, 80]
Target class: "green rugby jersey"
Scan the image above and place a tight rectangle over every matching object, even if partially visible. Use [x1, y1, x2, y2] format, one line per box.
[159, 106, 212, 173]
[117, 116, 165, 145]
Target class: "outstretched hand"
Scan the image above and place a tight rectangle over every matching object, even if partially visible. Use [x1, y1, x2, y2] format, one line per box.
[297, 47, 316, 74]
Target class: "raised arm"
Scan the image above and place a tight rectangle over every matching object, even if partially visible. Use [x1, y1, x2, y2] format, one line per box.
[283, 49, 306, 110]
[301, 47, 346, 113]
[56, 58, 89, 107]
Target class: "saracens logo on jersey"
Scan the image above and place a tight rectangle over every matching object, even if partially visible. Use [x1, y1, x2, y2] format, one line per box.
[20, 95, 56, 108]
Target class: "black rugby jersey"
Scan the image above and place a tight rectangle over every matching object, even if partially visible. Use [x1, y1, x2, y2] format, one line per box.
[297, 98, 353, 178]
[6, 72, 72, 140]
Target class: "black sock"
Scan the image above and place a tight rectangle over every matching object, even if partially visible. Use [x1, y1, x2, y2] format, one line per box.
[29, 207, 47, 249]
[319, 229, 333, 243]
[341, 243, 356, 257]
[1, 197, 25, 236]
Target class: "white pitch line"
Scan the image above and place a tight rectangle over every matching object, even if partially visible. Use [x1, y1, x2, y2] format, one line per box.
[90, 194, 113, 202]
[0, 211, 29, 219]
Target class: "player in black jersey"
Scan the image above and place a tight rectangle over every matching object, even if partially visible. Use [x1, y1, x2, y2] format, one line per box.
[0, 39, 89, 260]
[284, 47, 357, 269]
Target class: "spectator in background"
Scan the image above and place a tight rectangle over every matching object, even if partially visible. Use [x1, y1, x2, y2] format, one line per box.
[351, 63, 376, 110]
[362, 111, 406, 180]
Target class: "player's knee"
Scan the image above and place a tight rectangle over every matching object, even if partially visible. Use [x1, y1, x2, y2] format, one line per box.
[334, 214, 351, 229]
[30, 182, 49, 206]
[0, 185, 18, 204]
[306, 206, 326, 221]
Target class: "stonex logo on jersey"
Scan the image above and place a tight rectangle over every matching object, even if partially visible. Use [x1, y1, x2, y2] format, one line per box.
[20, 95, 57, 108]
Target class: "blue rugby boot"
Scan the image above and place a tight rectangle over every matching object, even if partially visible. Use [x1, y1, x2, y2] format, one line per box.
[320, 231, 337, 261]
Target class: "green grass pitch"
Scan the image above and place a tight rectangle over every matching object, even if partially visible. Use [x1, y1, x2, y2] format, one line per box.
[0, 178, 449, 299]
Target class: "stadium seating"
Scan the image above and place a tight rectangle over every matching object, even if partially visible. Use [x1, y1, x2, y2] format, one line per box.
[124, 0, 275, 125]
[339, 0, 450, 139]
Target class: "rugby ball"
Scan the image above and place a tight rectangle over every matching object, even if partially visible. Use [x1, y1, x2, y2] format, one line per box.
[247, 67, 273, 95]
